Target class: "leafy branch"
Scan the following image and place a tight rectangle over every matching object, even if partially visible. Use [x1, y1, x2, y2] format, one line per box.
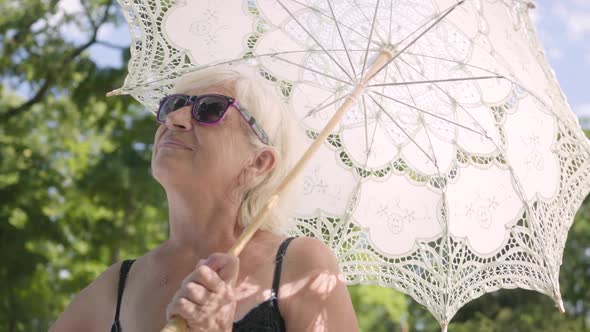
[0, 0, 115, 121]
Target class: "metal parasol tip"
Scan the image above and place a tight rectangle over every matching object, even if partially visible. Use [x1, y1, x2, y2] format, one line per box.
[554, 293, 566, 313]
[556, 299, 565, 313]
[106, 89, 123, 97]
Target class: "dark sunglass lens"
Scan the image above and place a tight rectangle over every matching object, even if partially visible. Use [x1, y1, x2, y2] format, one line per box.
[158, 95, 189, 122]
[194, 96, 228, 123]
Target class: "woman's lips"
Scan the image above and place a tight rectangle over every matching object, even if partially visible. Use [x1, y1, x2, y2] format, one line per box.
[159, 139, 193, 150]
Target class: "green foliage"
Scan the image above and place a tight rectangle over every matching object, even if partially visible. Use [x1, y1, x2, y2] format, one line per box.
[0, 1, 167, 330]
[0, 1, 588, 332]
[349, 285, 408, 332]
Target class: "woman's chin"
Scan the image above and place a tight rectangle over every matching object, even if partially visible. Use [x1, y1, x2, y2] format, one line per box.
[151, 162, 191, 185]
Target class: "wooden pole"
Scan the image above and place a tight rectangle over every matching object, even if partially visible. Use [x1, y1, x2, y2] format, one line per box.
[160, 318, 187, 332]
[160, 49, 394, 332]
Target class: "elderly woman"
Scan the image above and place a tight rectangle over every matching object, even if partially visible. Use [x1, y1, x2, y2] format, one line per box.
[50, 67, 358, 332]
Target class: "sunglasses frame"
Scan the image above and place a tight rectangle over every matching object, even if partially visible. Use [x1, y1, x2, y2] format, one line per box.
[157, 93, 270, 145]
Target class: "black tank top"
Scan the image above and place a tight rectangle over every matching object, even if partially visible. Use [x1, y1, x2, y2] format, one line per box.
[111, 237, 296, 332]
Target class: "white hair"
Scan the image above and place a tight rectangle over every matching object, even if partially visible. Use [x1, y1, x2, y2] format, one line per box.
[172, 66, 304, 234]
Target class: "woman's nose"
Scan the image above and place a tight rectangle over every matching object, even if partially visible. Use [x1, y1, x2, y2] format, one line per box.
[165, 105, 193, 131]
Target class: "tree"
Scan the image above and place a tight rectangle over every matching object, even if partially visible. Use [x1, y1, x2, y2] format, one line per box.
[1, 1, 166, 330]
[349, 285, 408, 332]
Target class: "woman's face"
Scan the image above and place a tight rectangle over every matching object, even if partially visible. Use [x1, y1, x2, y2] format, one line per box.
[151, 84, 258, 197]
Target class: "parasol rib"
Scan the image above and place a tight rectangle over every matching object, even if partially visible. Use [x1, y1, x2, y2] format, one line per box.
[305, 95, 348, 118]
[368, 90, 486, 136]
[277, 0, 354, 81]
[368, 75, 504, 87]
[289, 0, 380, 47]
[326, 0, 358, 78]
[271, 55, 354, 86]
[394, 60, 454, 324]
[367, 0, 467, 83]
[367, 94, 437, 165]
[361, 0, 382, 79]
[107, 49, 370, 96]
[394, 55, 495, 140]
[352, 0, 388, 45]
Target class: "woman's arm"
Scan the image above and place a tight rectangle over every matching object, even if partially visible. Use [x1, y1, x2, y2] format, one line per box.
[280, 237, 359, 332]
[49, 262, 121, 332]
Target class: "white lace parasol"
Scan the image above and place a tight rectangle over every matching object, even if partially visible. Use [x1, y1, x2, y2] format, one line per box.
[110, 0, 590, 330]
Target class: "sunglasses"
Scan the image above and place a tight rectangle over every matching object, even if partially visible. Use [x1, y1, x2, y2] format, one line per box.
[157, 93, 270, 145]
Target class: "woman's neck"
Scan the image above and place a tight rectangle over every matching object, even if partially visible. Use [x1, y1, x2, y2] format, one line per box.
[164, 186, 243, 256]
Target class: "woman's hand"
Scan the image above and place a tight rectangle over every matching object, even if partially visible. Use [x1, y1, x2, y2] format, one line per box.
[166, 253, 240, 332]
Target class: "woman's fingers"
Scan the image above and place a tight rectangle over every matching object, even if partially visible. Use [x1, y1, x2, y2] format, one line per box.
[204, 253, 239, 285]
[183, 264, 224, 293]
[182, 281, 209, 305]
[166, 294, 197, 321]
[166, 253, 240, 330]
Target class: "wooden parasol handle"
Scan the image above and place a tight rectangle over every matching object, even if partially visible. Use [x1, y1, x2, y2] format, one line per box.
[159, 49, 394, 332]
[160, 318, 187, 332]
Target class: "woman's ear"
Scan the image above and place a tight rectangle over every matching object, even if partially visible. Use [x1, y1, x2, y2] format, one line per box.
[239, 148, 276, 189]
[254, 148, 276, 176]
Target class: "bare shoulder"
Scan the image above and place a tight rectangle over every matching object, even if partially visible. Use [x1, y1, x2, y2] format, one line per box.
[280, 237, 359, 332]
[283, 236, 340, 274]
[49, 261, 123, 332]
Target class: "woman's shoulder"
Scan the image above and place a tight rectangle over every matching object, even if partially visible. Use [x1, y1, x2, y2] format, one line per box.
[278, 237, 359, 330]
[284, 236, 339, 273]
[49, 261, 125, 332]
[278, 236, 342, 293]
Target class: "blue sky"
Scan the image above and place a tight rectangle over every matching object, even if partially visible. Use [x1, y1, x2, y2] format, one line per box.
[529, 0, 590, 124]
[48, 0, 590, 125]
